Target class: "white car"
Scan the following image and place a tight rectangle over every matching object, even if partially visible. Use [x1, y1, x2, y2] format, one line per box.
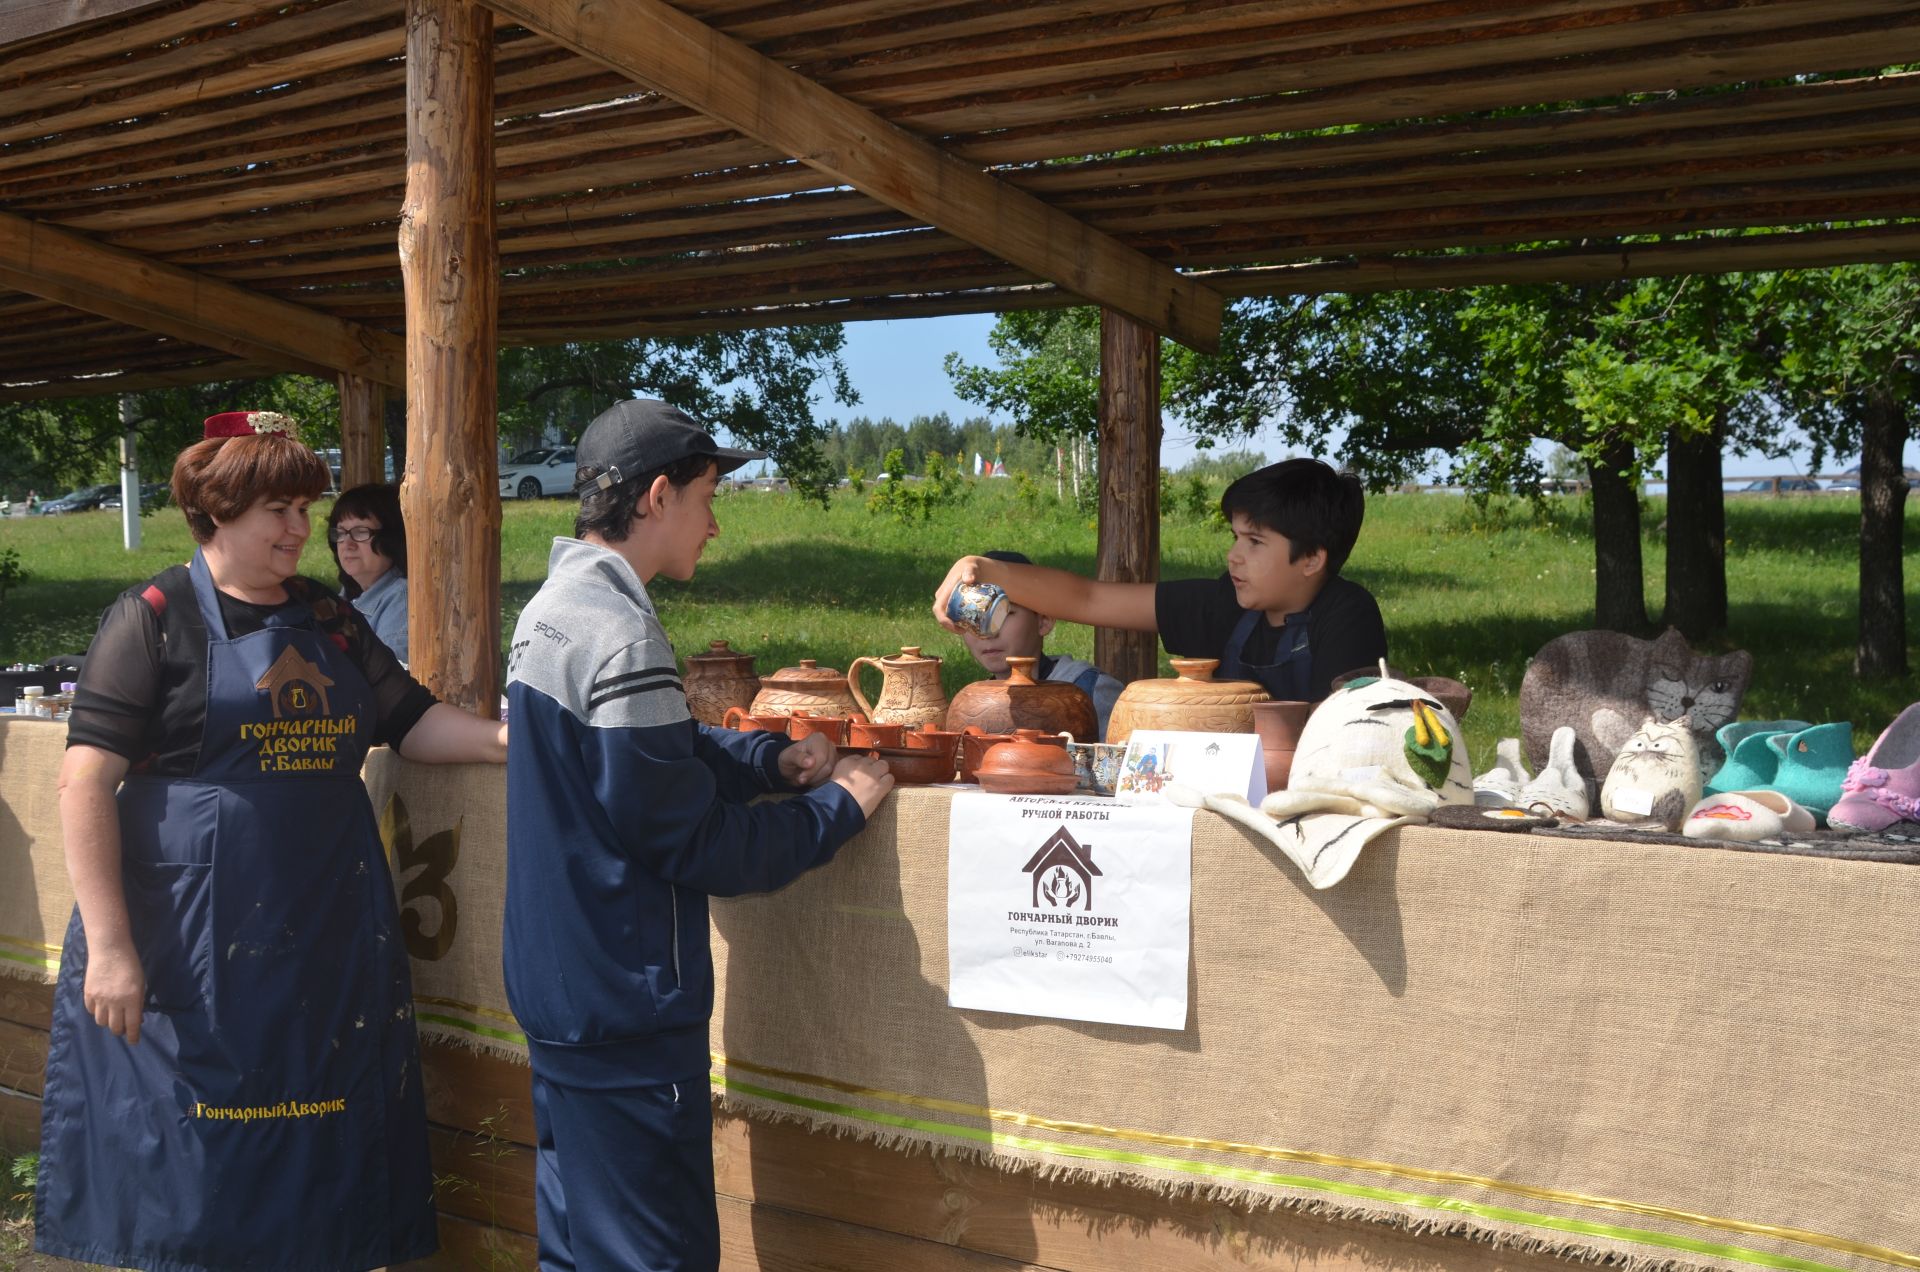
[499, 447, 575, 501]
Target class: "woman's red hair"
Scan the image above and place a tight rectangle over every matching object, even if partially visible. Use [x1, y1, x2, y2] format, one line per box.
[171, 434, 330, 544]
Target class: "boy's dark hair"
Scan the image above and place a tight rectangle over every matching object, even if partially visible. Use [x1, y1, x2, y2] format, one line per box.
[1220, 458, 1365, 575]
[327, 482, 407, 597]
[574, 453, 715, 542]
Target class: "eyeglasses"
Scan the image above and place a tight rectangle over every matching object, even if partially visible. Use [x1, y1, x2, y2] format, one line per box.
[329, 526, 379, 544]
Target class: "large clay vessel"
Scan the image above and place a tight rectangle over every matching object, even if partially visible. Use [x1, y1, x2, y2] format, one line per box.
[1105, 657, 1268, 745]
[1252, 699, 1313, 791]
[749, 659, 863, 720]
[946, 656, 1097, 742]
[976, 729, 1081, 795]
[681, 639, 760, 727]
[847, 645, 950, 729]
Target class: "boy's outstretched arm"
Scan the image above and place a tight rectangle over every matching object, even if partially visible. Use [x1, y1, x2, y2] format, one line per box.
[934, 555, 1158, 635]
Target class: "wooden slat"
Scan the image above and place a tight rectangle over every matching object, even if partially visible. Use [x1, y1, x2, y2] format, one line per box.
[0, 1016, 49, 1096]
[0, 359, 277, 400]
[0, 978, 56, 1031]
[478, 0, 1224, 352]
[420, 1038, 536, 1145]
[0, 0, 189, 54]
[0, 1085, 41, 1155]
[0, 212, 404, 384]
[404, 1210, 539, 1270]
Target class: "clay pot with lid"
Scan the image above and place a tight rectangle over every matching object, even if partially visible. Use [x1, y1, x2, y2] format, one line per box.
[1104, 657, 1269, 745]
[976, 729, 1081, 795]
[847, 645, 950, 730]
[749, 659, 864, 720]
[945, 655, 1097, 742]
[682, 639, 761, 726]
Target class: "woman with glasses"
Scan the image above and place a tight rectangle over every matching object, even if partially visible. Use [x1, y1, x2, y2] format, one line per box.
[327, 483, 409, 662]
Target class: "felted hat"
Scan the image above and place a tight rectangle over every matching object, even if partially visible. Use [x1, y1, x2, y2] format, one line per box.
[204, 410, 298, 440]
[574, 399, 765, 495]
[1263, 671, 1475, 821]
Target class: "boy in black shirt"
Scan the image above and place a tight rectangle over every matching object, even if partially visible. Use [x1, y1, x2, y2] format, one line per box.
[933, 458, 1386, 703]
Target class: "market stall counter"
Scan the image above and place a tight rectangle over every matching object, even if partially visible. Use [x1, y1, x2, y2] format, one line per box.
[3, 715, 1917, 1272]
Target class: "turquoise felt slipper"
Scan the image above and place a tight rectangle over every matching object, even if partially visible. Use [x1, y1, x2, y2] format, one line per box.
[1765, 722, 1854, 822]
[1714, 719, 1812, 762]
[1704, 728, 1795, 797]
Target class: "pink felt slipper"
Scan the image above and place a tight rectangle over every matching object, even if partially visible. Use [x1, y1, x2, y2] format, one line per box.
[1682, 790, 1816, 842]
[1828, 704, 1920, 833]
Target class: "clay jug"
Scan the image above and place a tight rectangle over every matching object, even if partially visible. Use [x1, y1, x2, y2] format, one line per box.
[976, 729, 1081, 795]
[1251, 700, 1313, 791]
[847, 645, 950, 729]
[946, 656, 1097, 741]
[682, 639, 761, 727]
[750, 659, 863, 720]
[1105, 657, 1269, 745]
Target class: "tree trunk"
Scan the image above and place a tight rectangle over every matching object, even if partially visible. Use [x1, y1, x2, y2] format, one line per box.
[1856, 388, 1910, 678]
[399, 0, 499, 714]
[1662, 418, 1727, 638]
[1588, 444, 1648, 631]
[1096, 308, 1161, 686]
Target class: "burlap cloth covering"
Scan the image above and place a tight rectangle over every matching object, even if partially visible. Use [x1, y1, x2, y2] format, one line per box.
[6, 716, 1918, 1271]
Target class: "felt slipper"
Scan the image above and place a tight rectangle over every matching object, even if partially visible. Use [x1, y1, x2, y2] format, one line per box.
[1704, 728, 1795, 796]
[1682, 790, 1816, 842]
[1429, 803, 1555, 832]
[1715, 719, 1813, 758]
[1765, 722, 1853, 821]
[1473, 737, 1530, 807]
[1829, 704, 1920, 833]
[1517, 725, 1589, 821]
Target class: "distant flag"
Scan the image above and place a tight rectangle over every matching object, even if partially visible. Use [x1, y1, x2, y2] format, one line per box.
[974, 451, 984, 476]
[990, 458, 1008, 477]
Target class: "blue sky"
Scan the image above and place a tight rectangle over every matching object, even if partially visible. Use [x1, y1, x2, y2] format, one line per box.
[818, 312, 1917, 480]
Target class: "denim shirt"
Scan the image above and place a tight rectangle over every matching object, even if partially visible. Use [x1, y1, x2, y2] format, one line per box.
[352, 569, 409, 664]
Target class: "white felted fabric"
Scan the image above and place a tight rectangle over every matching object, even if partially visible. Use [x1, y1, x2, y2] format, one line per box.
[1683, 790, 1816, 841]
[1164, 785, 1413, 890]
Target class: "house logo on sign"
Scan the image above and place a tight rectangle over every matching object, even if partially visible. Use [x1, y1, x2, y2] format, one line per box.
[1022, 826, 1101, 911]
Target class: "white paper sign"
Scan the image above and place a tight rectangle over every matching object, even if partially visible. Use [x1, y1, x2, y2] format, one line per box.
[947, 791, 1194, 1030]
[1114, 729, 1266, 805]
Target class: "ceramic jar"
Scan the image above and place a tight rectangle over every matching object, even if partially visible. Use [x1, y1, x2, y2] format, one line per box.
[682, 639, 761, 727]
[847, 646, 950, 729]
[945, 656, 1097, 742]
[750, 659, 864, 720]
[976, 729, 1081, 795]
[1104, 657, 1269, 745]
[1251, 700, 1313, 791]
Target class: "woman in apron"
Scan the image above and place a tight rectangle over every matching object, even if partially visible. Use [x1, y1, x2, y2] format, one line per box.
[36, 411, 507, 1272]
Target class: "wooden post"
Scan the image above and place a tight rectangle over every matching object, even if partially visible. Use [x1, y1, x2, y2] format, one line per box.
[337, 373, 386, 491]
[398, 0, 499, 713]
[1096, 308, 1162, 685]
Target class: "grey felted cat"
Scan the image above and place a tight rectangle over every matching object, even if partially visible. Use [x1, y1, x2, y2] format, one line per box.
[1519, 627, 1750, 793]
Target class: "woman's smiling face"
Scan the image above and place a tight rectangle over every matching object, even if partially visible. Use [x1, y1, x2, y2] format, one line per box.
[214, 494, 314, 588]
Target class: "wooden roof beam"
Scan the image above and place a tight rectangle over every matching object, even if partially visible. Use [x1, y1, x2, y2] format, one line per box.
[0, 211, 404, 385]
[478, 0, 1222, 352]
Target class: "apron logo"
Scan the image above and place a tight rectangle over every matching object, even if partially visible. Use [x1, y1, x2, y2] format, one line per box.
[255, 647, 335, 719]
[1022, 827, 1101, 911]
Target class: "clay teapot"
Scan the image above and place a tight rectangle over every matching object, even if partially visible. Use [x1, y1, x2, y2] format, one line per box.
[681, 639, 761, 727]
[1105, 657, 1269, 745]
[749, 659, 864, 720]
[976, 729, 1081, 795]
[847, 645, 950, 730]
[946, 656, 1097, 742]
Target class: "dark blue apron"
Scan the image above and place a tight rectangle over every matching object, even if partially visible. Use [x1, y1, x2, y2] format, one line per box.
[1220, 604, 1314, 702]
[36, 551, 435, 1272]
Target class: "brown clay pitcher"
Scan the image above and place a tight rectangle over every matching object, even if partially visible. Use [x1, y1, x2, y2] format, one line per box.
[682, 639, 760, 726]
[1252, 700, 1313, 791]
[847, 646, 950, 730]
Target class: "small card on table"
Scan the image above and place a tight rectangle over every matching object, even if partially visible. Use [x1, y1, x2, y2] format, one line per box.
[1114, 729, 1266, 805]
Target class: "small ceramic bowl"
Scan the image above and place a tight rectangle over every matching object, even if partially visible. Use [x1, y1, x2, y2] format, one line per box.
[848, 720, 906, 748]
[722, 707, 790, 734]
[838, 744, 955, 785]
[789, 714, 850, 744]
[1067, 741, 1127, 796]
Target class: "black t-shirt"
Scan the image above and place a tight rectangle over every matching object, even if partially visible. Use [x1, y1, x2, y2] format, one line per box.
[68, 566, 437, 775]
[1153, 573, 1388, 702]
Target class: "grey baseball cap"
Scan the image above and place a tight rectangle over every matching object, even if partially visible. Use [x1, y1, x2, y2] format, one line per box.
[573, 399, 765, 495]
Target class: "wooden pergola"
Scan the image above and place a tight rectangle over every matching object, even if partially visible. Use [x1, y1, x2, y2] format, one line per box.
[3, 0, 1919, 710]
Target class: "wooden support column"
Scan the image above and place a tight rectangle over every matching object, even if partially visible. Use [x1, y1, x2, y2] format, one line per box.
[398, 0, 498, 713]
[337, 373, 385, 491]
[1096, 308, 1162, 686]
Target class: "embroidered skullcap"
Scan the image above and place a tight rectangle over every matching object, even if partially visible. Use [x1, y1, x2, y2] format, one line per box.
[203, 411, 299, 440]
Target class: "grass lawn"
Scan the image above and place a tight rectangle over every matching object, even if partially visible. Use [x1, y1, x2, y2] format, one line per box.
[2, 484, 1915, 764]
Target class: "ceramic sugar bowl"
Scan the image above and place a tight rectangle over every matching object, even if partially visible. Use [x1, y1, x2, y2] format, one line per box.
[1104, 657, 1268, 745]
[749, 659, 863, 720]
[681, 639, 761, 727]
[945, 656, 1097, 742]
[847, 645, 950, 730]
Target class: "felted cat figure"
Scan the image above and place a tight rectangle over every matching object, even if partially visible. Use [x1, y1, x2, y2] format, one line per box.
[1519, 627, 1750, 794]
[1599, 718, 1703, 830]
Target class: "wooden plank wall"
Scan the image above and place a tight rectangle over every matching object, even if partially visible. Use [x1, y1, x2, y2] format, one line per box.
[0, 978, 1588, 1272]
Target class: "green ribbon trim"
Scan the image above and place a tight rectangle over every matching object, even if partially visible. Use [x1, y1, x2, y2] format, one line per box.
[710, 1071, 1859, 1272]
[0, 945, 56, 972]
[416, 1010, 528, 1047]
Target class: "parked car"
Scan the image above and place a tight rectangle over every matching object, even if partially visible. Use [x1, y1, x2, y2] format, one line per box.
[498, 447, 575, 500]
[1738, 477, 1821, 493]
[38, 484, 121, 514]
[1827, 470, 1920, 491]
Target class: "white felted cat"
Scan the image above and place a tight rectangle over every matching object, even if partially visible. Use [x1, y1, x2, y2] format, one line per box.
[1599, 718, 1702, 830]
